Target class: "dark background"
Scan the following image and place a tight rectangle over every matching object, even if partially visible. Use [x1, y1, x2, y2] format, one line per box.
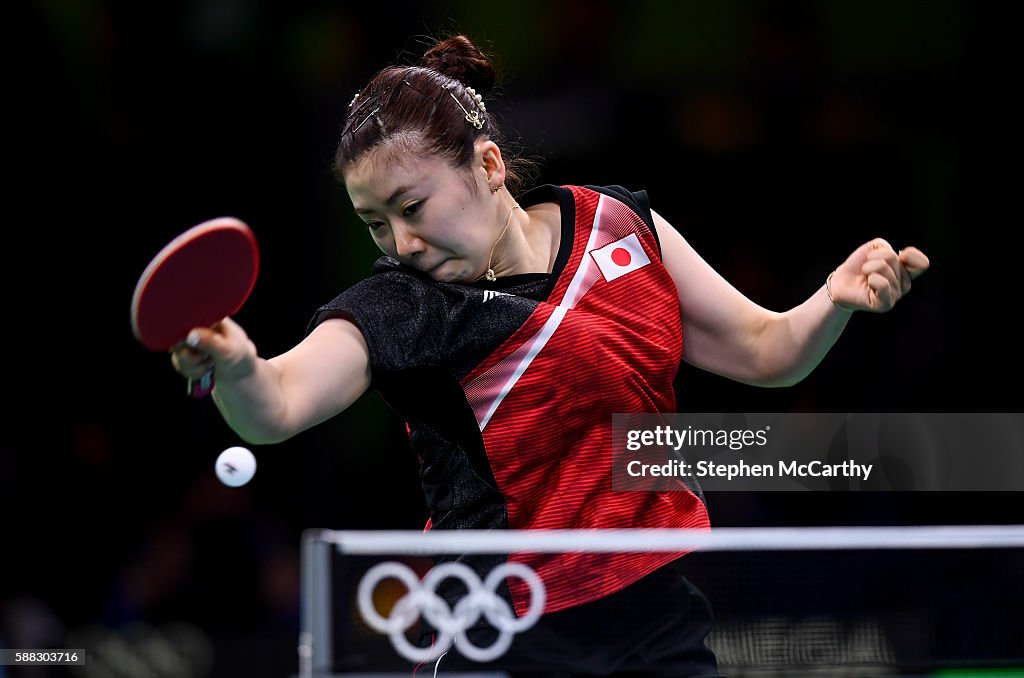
[2, 1, 1020, 676]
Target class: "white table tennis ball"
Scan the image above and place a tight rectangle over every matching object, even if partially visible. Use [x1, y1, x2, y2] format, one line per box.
[215, 446, 256, 487]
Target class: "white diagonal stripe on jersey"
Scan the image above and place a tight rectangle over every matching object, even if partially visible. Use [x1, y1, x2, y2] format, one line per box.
[468, 192, 655, 431]
[469, 196, 607, 430]
[477, 306, 568, 430]
[558, 194, 606, 310]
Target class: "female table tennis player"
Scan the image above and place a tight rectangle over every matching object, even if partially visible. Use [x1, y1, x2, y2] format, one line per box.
[171, 34, 929, 676]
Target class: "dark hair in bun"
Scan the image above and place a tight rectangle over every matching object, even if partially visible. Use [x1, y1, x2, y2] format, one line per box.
[421, 35, 496, 96]
[334, 34, 534, 195]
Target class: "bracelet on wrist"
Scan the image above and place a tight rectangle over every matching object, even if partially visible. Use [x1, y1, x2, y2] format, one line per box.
[826, 271, 856, 313]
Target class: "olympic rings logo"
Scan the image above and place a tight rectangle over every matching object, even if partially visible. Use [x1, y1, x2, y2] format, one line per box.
[357, 560, 546, 663]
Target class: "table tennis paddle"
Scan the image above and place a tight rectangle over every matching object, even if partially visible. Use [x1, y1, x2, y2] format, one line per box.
[131, 216, 260, 397]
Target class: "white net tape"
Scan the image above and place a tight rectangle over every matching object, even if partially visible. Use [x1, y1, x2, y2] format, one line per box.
[313, 525, 1024, 554]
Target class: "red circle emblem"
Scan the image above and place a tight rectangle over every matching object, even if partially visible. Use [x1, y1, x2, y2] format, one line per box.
[611, 247, 632, 267]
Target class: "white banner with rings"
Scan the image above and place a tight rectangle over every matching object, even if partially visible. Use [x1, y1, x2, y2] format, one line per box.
[356, 560, 546, 663]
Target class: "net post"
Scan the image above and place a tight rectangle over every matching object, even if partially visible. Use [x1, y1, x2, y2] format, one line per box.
[299, 529, 334, 678]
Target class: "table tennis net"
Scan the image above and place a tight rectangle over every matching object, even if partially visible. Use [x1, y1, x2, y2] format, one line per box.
[298, 527, 1024, 677]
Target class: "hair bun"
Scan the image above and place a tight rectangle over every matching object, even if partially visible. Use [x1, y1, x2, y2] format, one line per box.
[421, 35, 496, 95]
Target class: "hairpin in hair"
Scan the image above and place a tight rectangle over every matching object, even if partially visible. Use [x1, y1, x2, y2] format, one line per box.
[464, 86, 486, 114]
[350, 105, 381, 134]
[403, 79, 444, 103]
[342, 87, 389, 137]
[442, 84, 485, 130]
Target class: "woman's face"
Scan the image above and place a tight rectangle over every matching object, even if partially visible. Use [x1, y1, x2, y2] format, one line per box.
[345, 148, 496, 283]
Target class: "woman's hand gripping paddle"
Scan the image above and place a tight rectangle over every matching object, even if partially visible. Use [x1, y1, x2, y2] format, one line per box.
[131, 217, 260, 397]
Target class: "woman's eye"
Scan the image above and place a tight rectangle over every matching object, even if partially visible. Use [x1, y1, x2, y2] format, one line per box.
[402, 201, 422, 217]
[365, 221, 384, 231]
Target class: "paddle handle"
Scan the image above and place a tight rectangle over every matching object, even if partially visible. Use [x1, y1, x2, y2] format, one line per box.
[187, 370, 215, 398]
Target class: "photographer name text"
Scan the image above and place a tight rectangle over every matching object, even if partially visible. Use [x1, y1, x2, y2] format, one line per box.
[625, 459, 874, 481]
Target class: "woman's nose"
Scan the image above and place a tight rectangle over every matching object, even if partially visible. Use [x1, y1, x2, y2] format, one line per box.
[392, 223, 426, 258]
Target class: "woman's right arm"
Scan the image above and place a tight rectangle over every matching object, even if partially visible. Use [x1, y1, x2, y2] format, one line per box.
[171, 317, 371, 444]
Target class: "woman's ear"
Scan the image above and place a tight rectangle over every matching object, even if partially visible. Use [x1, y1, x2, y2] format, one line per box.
[477, 139, 506, 190]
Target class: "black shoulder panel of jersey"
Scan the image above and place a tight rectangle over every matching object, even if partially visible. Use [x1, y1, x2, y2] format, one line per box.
[306, 259, 449, 385]
[584, 184, 661, 258]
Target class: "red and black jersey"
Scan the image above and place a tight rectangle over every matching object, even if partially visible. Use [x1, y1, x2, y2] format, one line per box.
[310, 185, 709, 614]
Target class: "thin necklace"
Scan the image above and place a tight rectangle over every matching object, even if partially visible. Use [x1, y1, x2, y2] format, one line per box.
[483, 204, 521, 281]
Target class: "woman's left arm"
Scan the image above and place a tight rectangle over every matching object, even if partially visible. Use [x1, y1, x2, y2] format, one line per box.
[651, 210, 930, 387]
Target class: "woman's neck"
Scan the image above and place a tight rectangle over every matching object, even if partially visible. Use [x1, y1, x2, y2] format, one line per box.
[493, 201, 560, 277]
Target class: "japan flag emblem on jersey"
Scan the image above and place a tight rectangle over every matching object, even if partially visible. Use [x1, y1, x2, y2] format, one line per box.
[590, 233, 651, 282]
